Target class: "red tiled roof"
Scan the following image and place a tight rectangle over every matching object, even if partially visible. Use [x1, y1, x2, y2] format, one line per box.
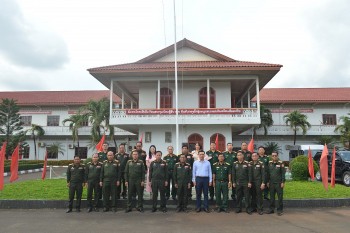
[255, 88, 350, 103]
[0, 90, 121, 106]
[88, 61, 282, 73]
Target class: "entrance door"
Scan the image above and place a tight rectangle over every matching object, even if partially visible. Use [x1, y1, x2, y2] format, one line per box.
[210, 133, 226, 152]
[188, 133, 204, 152]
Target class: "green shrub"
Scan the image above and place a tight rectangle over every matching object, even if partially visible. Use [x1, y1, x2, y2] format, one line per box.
[290, 155, 319, 181]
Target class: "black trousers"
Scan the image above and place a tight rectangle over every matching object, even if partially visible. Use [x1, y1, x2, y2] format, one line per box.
[151, 179, 166, 209]
[68, 182, 83, 209]
[87, 180, 100, 208]
[117, 172, 127, 197]
[177, 182, 189, 209]
[269, 183, 283, 212]
[236, 184, 250, 210]
[102, 180, 117, 209]
[251, 182, 263, 211]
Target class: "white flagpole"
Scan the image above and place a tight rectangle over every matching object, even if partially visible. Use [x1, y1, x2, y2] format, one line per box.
[173, 0, 179, 154]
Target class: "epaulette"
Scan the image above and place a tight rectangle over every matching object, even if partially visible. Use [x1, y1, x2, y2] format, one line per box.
[269, 160, 273, 163]
[233, 161, 238, 164]
[86, 162, 91, 165]
[213, 162, 218, 166]
[225, 162, 230, 166]
[185, 162, 190, 166]
[103, 160, 108, 163]
[175, 162, 180, 165]
[68, 163, 73, 166]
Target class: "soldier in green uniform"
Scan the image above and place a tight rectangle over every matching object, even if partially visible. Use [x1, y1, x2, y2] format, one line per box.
[266, 151, 286, 216]
[232, 151, 252, 214]
[100, 151, 120, 212]
[250, 152, 266, 215]
[125, 150, 146, 213]
[115, 143, 130, 199]
[178, 145, 194, 200]
[223, 142, 237, 201]
[85, 153, 102, 212]
[98, 142, 109, 162]
[66, 155, 86, 213]
[174, 154, 192, 212]
[164, 146, 178, 200]
[206, 142, 220, 201]
[213, 153, 232, 213]
[241, 142, 252, 162]
[258, 146, 270, 200]
[135, 141, 147, 169]
[149, 151, 168, 213]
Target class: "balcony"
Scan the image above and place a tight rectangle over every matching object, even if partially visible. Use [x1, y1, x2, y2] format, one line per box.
[110, 108, 260, 131]
[22, 126, 133, 136]
[240, 125, 339, 136]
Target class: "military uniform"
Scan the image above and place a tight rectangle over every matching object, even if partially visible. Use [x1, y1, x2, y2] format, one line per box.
[125, 159, 145, 211]
[149, 159, 168, 211]
[250, 160, 265, 213]
[116, 152, 130, 199]
[213, 161, 231, 212]
[178, 153, 194, 199]
[223, 150, 237, 200]
[85, 161, 102, 210]
[163, 153, 179, 199]
[136, 149, 147, 169]
[259, 155, 270, 199]
[206, 150, 220, 200]
[241, 150, 252, 162]
[98, 151, 108, 163]
[267, 160, 286, 214]
[66, 163, 86, 211]
[100, 159, 121, 211]
[232, 160, 252, 213]
[174, 162, 192, 211]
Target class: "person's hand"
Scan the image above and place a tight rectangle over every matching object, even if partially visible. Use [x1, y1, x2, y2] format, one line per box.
[260, 183, 265, 190]
[228, 182, 232, 188]
[267, 182, 270, 188]
[67, 182, 70, 188]
[141, 181, 144, 187]
[165, 181, 168, 187]
[248, 183, 252, 188]
[84, 183, 88, 188]
[175, 183, 178, 188]
[116, 181, 120, 186]
[188, 183, 191, 189]
[125, 182, 128, 187]
[99, 182, 103, 187]
[209, 182, 212, 187]
[193, 182, 196, 187]
[281, 183, 284, 189]
[212, 182, 216, 187]
[232, 183, 236, 188]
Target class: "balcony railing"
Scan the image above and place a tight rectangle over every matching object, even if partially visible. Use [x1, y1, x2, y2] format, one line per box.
[21, 126, 131, 136]
[111, 108, 259, 125]
[241, 125, 339, 136]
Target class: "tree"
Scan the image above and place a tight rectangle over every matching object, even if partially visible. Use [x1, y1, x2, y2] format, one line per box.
[334, 113, 350, 148]
[47, 142, 65, 159]
[0, 98, 25, 158]
[264, 142, 281, 155]
[81, 98, 110, 144]
[283, 110, 311, 145]
[62, 113, 88, 155]
[254, 105, 274, 136]
[25, 124, 45, 160]
[316, 135, 337, 148]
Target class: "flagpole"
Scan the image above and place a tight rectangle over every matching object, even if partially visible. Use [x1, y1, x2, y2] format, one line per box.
[173, 0, 179, 153]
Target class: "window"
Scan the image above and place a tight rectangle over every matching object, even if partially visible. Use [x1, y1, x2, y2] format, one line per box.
[165, 132, 172, 143]
[47, 115, 60, 126]
[322, 114, 337, 125]
[199, 87, 216, 108]
[158, 87, 172, 108]
[20, 116, 32, 126]
[21, 146, 30, 159]
[145, 132, 152, 143]
[81, 120, 89, 127]
[75, 147, 88, 159]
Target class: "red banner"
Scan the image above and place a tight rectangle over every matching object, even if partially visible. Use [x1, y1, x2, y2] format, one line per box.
[125, 108, 244, 115]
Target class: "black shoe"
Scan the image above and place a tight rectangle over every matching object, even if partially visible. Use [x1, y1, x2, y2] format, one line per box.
[196, 208, 201, 213]
[204, 208, 210, 213]
[137, 208, 144, 213]
[216, 208, 222, 213]
[172, 196, 177, 201]
[251, 208, 257, 212]
[76, 209, 81, 212]
[122, 196, 127, 199]
[66, 209, 72, 213]
[103, 208, 109, 212]
[266, 210, 274, 214]
[258, 210, 264, 215]
[162, 208, 167, 213]
[235, 209, 242, 213]
[87, 207, 92, 213]
[224, 209, 230, 213]
[183, 208, 189, 213]
[176, 208, 182, 213]
[151, 208, 157, 212]
[277, 212, 284, 216]
[94, 208, 99, 212]
[125, 208, 132, 213]
[112, 208, 117, 213]
[246, 210, 252, 215]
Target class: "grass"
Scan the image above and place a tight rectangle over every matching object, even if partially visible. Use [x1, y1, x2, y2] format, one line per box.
[0, 179, 349, 200]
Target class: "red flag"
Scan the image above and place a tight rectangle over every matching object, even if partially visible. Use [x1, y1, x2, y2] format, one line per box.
[0, 142, 7, 190]
[331, 146, 336, 188]
[10, 144, 20, 183]
[139, 132, 144, 143]
[95, 134, 106, 152]
[248, 137, 254, 152]
[215, 133, 219, 150]
[42, 151, 48, 180]
[308, 146, 315, 180]
[320, 144, 329, 191]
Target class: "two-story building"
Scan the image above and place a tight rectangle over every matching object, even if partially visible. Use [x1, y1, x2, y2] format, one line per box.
[88, 38, 282, 153]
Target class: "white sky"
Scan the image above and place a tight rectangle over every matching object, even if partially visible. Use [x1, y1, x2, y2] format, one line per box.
[1, 0, 349, 91]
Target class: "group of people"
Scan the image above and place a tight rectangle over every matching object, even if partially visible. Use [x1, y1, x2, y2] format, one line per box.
[66, 141, 285, 216]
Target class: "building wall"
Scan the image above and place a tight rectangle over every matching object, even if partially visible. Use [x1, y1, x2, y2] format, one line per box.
[154, 47, 218, 62]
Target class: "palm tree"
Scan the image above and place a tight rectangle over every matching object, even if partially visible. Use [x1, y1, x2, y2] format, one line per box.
[81, 98, 110, 144]
[254, 105, 274, 136]
[47, 142, 65, 159]
[283, 110, 311, 145]
[62, 113, 88, 155]
[334, 113, 350, 147]
[26, 124, 45, 160]
[317, 135, 337, 148]
[264, 142, 281, 155]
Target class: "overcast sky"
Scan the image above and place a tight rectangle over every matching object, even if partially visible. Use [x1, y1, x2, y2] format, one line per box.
[1, 0, 349, 91]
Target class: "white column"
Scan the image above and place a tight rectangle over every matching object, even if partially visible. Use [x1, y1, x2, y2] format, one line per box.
[110, 80, 113, 118]
[247, 89, 251, 108]
[157, 79, 160, 109]
[122, 92, 125, 109]
[207, 78, 210, 108]
[131, 101, 133, 109]
[256, 78, 260, 116]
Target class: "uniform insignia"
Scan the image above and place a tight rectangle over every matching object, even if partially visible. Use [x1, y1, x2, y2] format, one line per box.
[243, 165, 247, 168]
[256, 165, 260, 167]
[276, 165, 280, 167]
[78, 167, 83, 169]
[89, 165, 93, 168]
[185, 166, 189, 169]
[187, 156, 191, 159]
[161, 164, 165, 166]
[96, 166, 101, 168]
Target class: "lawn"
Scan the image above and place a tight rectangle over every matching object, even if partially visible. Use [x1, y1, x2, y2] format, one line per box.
[0, 179, 349, 200]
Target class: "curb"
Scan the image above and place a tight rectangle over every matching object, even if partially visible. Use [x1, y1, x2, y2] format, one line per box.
[1, 199, 349, 209]
[3, 168, 44, 177]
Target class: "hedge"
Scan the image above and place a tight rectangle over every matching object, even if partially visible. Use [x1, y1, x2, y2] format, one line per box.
[290, 155, 319, 181]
